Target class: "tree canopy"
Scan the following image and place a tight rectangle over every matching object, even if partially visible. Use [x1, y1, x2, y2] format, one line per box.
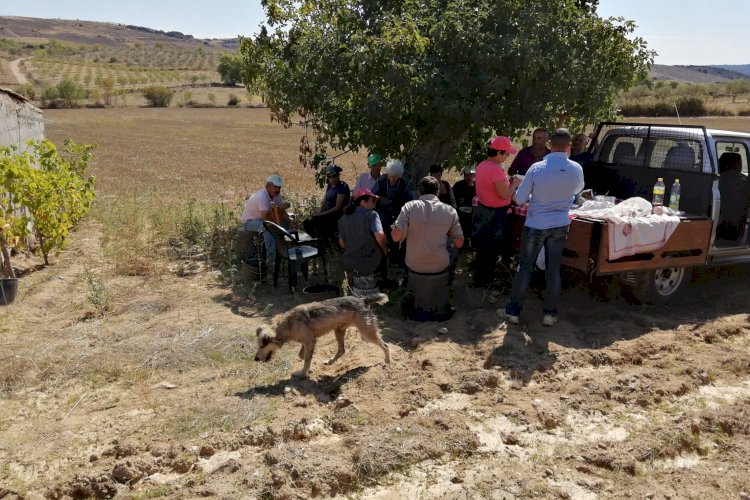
[217, 53, 244, 86]
[242, 0, 652, 178]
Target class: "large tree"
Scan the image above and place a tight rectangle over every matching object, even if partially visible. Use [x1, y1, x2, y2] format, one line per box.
[242, 0, 652, 180]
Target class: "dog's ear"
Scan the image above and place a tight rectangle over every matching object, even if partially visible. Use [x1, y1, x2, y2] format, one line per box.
[256, 327, 263, 336]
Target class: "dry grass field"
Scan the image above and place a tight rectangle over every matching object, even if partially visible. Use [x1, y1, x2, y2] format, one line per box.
[0, 109, 749, 499]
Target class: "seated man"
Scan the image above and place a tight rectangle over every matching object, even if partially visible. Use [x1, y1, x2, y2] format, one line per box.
[240, 175, 286, 265]
[303, 165, 351, 241]
[392, 176, 464, 321]
[717, 152, 748, 240]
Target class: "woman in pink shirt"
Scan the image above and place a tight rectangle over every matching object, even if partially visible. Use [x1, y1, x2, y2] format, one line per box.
[472, 136, 522, 287]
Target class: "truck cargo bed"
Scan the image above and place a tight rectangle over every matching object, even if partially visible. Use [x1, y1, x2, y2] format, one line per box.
[561, 216, 712, 275]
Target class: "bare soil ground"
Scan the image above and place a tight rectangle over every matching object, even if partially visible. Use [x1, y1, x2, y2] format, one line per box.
[1, 109, 749, 499]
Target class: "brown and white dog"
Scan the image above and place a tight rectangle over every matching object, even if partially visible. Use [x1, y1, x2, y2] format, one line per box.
[254, 294, 391, 377]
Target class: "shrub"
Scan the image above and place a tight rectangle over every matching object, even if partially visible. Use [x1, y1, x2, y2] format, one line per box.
[56, 79, 85, 107]
[142, 86, 174, 107]
[738, 108, 750, 117]
[675, 97, 706, 117]
[0, 140, 96, 266]
[227, 93, 241, 106]
[40, 86, 59, 108]
[15, 84, 36, 100]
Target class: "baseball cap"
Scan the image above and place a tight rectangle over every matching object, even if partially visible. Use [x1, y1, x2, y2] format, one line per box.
[353, 187, 379, 202]
[489, 136, 518, 154]
[324, 165, 343, 175]
[462, 166, 476, 175]
[367, 154, 383, 167]
[266, 174, 283, 187]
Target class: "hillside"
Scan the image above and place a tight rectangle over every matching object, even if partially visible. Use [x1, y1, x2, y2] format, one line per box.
[0, 16, 246, 103]
[716, 64, 750, 78]
[0, 16, 237, 50]
[648, 64, 749, 83]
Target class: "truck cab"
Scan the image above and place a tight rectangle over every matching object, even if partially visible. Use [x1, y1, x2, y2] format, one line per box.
[565, 122, 750, 302]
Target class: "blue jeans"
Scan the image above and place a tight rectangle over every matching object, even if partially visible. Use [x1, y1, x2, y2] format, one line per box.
[506, 225, 569, 317]
[242, 219, 276, 264]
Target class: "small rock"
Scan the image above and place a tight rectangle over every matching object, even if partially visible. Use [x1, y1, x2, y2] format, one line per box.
[502, 434, 519, 445]
[437, 327, 449, 335]
[690, 419, 701, 435]
[544, 418, 557, 430]
[411, 337, 427, 347]
[264, 452, 279, 465]
[739, 492, 749, 500]
[544, 468, 554, 478]
[496, 395, 506, 403]
[451, 472, 465, 484]
[398, 406, 416, 417]
[89, 454, 98, 462]
[698, 372, 712, 385]
[112, 462, 140, 484]
[153, 381, 178, 390]
[199, 445, 215, 458]
[334, 396, 352, 409]
[421, 359, 434, 370]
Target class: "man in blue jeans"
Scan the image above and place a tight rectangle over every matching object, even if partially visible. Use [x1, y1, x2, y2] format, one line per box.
[502, 128, 584, 326]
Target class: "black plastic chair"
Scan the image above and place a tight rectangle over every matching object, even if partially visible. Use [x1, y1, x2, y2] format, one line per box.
[263, 221, 327, 292]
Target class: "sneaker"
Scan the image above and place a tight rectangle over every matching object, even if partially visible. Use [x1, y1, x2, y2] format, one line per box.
[542, 314, 558, 326]
[497, 309, 520, 324]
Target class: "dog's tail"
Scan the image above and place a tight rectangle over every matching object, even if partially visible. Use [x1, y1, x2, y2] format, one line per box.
[362, 293, 389, 307]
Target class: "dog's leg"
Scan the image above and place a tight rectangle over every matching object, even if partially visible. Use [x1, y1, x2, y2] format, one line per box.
[293, 340, 315, 378]
[298, 344, 305, 360]
[356, 318, 391, 366]
[326, 327, 346, 365]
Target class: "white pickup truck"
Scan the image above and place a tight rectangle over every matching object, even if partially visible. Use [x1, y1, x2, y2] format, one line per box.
[558, 122, 750, 304]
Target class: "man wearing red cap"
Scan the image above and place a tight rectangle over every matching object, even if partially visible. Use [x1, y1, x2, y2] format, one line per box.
[472, 136, 522, 287]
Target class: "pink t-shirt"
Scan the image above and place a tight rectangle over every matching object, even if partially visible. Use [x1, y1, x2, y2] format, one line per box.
[475, 159, 511, 208]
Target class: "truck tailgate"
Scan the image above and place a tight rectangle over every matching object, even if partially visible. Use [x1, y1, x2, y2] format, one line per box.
[561, 217, 712, 275]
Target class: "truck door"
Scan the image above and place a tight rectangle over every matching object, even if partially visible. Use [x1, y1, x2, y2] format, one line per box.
[714, 140, 750, 246]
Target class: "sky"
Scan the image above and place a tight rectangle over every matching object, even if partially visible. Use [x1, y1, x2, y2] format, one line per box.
[1, 0, 748, 65]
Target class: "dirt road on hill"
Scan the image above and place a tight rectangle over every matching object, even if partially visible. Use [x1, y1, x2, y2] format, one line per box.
[9, 57, 28, 84]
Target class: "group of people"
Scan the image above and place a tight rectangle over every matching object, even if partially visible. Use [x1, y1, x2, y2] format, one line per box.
[241, 127, 586, 325]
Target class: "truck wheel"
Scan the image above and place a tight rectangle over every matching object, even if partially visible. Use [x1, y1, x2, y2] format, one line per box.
[630, 267, 691, 305]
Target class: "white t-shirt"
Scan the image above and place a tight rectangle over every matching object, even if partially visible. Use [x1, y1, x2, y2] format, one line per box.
[240, 188, 272, 223]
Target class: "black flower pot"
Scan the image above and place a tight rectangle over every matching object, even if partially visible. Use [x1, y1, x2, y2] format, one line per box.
[0, 278, 19, 305]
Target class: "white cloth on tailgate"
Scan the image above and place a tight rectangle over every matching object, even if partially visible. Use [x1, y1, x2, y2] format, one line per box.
[571, 197, 681, 260]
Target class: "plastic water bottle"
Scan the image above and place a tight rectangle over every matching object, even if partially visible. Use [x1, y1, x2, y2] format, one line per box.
[472, 195, 479, 208]
[652, 177, 665, 206]
[668, 179, 681, 211]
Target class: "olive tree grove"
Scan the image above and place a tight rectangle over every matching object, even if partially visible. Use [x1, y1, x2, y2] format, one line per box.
[241, 0, 653, 180]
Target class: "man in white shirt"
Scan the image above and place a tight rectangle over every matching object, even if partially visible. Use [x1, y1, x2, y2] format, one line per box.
[354, 154, 385, 192]
[240, 175, 285, 264]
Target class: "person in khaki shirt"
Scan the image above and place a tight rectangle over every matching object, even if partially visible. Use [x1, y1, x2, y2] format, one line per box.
[391, 176, 464, 273]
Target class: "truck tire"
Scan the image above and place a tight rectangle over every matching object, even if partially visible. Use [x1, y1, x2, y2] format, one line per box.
[630, 266, 691, 305]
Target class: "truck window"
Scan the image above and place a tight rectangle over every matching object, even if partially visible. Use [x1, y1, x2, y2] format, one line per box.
[599, 136, 642, 165]
[716, 141, 749, 175]
[650, 139, 703, 171]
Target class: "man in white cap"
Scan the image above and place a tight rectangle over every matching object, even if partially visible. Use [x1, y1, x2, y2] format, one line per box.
[240, 174, 287, 264]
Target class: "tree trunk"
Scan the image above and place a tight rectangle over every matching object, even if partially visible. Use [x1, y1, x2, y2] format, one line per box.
[0, 240, 14, 279]
[405, 135, 465, 186]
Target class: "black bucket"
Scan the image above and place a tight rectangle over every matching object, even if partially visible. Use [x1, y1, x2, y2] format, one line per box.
[0, 278, 19, 306]
[302, 283, 340, 301]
